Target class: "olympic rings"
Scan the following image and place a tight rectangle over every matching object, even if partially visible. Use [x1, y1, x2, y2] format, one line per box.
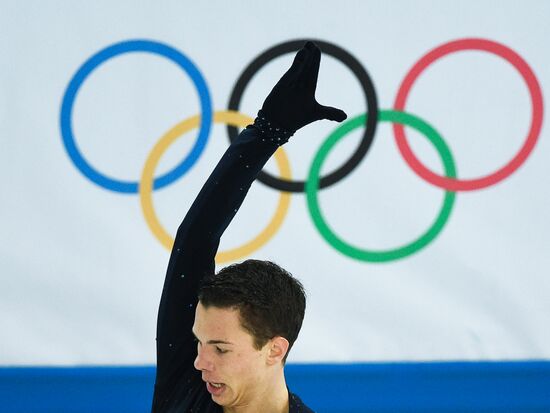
[227, 39, 379, 193]
[393, 38, 544, 191]
[62, 37, 543, 262]
[60, 39, 212, 193]
[306, 111, 456, 262]
[139, 110, 292, 264]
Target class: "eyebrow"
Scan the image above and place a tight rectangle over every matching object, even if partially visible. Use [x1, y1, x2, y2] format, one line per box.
[207, 340, 234, 345]
[192, 331, 234, 345]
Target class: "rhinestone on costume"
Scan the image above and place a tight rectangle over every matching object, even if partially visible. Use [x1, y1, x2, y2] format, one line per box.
[252, 110, 294, 146]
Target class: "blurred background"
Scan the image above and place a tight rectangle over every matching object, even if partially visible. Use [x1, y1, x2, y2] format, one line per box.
[1, 0, 549, 411]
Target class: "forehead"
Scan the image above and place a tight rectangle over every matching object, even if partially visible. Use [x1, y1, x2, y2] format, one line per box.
[193, 302, 252, 343]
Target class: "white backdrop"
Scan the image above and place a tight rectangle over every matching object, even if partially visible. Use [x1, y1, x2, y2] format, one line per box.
[1, 0, 549, 365]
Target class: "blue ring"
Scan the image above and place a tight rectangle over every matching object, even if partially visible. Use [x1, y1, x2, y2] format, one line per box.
[60, 39, 212, 193]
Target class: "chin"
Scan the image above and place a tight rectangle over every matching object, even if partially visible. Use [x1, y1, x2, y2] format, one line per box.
[211, 390, 231, 406]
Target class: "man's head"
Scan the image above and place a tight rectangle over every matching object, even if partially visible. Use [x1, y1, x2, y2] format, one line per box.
[192, 259, 306, 407]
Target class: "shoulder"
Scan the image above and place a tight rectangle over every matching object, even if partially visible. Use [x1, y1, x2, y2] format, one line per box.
[289, 392, 316, 413]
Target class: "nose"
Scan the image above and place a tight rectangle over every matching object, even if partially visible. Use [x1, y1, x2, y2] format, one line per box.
[194, 345, 214, 372]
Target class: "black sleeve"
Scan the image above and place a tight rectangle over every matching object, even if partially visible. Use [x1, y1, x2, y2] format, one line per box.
[153, 124, 282, 389]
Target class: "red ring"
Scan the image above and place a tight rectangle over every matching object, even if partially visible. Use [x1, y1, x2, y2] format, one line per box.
[393, 38, 544, 191]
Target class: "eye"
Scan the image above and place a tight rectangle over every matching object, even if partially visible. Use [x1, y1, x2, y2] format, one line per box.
[215, 346, 228, 354]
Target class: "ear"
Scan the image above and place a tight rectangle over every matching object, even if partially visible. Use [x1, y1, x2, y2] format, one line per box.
[266, 336, 290, 366]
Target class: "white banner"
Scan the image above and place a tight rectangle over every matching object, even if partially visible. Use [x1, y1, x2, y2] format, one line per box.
[1, 0, 549, 365]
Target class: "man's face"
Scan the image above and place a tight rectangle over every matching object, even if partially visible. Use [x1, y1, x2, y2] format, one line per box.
[192, 302, 270, 408]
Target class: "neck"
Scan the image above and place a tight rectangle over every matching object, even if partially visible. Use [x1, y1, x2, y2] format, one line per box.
[224, 369, 289, 413]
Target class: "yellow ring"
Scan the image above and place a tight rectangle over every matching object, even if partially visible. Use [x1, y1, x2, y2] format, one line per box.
[139, 110, 292, 264]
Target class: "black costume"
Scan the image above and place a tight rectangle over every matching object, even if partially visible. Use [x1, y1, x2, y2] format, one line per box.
[151, 41, 346, 413]
[150, 121, 314, 412]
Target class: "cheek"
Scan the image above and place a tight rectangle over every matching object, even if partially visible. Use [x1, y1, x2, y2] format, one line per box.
[238, 351, 266, 384]
[225, 350, 265, 381]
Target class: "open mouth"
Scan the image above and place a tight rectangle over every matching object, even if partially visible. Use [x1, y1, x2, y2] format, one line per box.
[206, 381, 226, 396]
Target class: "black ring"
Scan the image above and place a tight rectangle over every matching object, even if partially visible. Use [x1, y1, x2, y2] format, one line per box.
[227, 39, 379, 193]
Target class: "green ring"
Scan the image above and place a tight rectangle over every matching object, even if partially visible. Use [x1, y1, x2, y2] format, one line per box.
[305, 110, 457, 262]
